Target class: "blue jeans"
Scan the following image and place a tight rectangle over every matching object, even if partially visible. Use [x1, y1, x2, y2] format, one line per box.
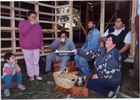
[86, 79, 119, 97]
[74, 55, 93, 76]
[1, 72, 22, 89]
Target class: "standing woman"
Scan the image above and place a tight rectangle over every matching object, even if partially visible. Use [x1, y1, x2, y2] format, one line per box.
[18, 10, 44, 81]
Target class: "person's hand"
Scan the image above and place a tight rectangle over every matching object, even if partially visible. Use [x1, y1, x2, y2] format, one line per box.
[11, 60, 16, 67]
[30, 20, 37, 25]
[81, 48, 83, 50]
[41, 47, 44, 53]
[73, 49, 77, 55]
[15, 60, 18, 66]
[92, 74, 99, 79]
[58, 39, 62, 43]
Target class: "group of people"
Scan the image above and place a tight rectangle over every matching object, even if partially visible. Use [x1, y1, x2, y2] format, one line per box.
[1, 10, 139, 98]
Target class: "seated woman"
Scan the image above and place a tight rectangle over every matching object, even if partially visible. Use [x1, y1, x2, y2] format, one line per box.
[44, 30, 75, 74]
[73, 34, 122, 98]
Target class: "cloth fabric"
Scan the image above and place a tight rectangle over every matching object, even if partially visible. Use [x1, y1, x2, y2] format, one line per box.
[77, 47, 122, 85]
[102, 26, 131, 44]
[18, 20, 44, 49]
[135, 15, 139, 42]
[133, 42, 139, 83]
[54, 42, 67, 62]
[2, 63, 21, 78]
[45, 54, 70, 71]
[75, 28, 100, 76]
[86, 78, 118, 97]
[46, 38, 75, 71]
[22, 49, 40, 77]
[1, 72, 22, 89]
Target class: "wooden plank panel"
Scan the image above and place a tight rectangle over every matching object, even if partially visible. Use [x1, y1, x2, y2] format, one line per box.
[130, 0, 137, 57]
[69, 1, 73, 40]
[100, 0, 105, 47]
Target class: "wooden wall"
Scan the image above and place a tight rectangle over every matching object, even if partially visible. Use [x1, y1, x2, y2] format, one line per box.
[1, 1, 73, 61]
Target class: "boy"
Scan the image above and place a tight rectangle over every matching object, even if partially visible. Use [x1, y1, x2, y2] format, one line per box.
[1, 53, 26, 97]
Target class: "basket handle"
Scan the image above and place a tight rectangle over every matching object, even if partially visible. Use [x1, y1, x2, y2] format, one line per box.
[59, 67, 68, 74]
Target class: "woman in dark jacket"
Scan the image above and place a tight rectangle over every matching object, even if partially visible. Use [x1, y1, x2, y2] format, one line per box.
[73, 34, 122, 98]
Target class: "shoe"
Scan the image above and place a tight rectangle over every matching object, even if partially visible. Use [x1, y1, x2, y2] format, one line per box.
[4, 89, 10, 97]
[36, 77, 42, 80]
[17, 84, 26, 90]
[106, 85, 120, 98]
[30, 78, 34, 81]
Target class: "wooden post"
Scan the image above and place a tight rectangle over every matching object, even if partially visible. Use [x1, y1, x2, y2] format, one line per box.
[86, 3, 88, 35]
[55, 1, 58, 38]
[130, 0, 137, 57]
[69, 1, 73, 40]
[100, 0, 105, 47]
[10, 1, 16, 53]
[35, 1, 39, 21]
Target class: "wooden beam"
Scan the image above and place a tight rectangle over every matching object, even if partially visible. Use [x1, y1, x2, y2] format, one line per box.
[55, 1, 58, 38]
[69, 1, 73, 40]
[104, 11, 117, 31]
[10, 1, 16, 53]
[100, 0, 105, 47]
[130, 0, 137, 57]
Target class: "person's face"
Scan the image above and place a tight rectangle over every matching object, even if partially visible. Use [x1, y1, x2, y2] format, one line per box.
[88, 22, 95, 30]
[6, 55, 16, 65]
[27, 14, 36, 22]
[105, 37, 116, 49]
[60, 33, 67, 41]
[115, 18, 125, 30]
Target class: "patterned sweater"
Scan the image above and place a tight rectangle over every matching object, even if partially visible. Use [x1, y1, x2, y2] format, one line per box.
[2, 63, 21, 78]
[77, 47, 122, 85]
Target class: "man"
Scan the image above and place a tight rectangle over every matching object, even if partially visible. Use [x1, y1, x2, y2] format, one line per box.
[44, 30, 75, 74]
[75, 19, 100, 76]
[101, 14, 131, 61]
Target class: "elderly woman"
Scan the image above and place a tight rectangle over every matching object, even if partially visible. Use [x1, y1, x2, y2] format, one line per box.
[43, 30, 75, 75]
[73, 34, 122, 98]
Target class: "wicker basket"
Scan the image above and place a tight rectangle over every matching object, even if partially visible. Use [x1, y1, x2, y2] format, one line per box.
[53, 67, 78, 89]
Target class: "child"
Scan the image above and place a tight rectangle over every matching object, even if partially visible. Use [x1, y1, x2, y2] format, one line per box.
[1, 53, 26, 97]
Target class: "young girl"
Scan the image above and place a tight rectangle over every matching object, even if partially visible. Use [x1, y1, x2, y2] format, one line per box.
[18, 10, 44, 81]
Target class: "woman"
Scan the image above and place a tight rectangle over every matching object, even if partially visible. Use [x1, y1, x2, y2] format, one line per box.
[18, 10, 44, 81]
[73, 34, 122, 98]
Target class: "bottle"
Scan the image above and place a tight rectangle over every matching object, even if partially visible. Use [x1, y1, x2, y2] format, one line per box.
[84, 76, 86, 84]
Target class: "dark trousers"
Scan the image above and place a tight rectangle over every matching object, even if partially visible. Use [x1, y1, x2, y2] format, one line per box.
[86, 79, 119, 97]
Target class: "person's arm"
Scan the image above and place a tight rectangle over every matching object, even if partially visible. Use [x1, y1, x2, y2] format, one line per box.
[69, 40, 76, 51]
[3, 64, 14, 75]
[40, 26, 44, 52]
[76, 47, 101, 59]
[18, 20, 32, 35]
[15, 64, 21, 73]
[50, 39, 59, 51]
[120, 31, 131, 53]
[86, 30, 100, 50]
[82, 39, 88, 50]
[119, 43, 131, 53]
[100, 29, 109, 42]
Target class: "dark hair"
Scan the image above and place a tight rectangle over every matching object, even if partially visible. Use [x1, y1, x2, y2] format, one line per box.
[25, 10, 37, 20]
[107, 34, 120, 45]
[4, 52, 14, 62]
[88, 19, 97, 25]
[116, 14, 127, 25]
[59, 30, 68, 37]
